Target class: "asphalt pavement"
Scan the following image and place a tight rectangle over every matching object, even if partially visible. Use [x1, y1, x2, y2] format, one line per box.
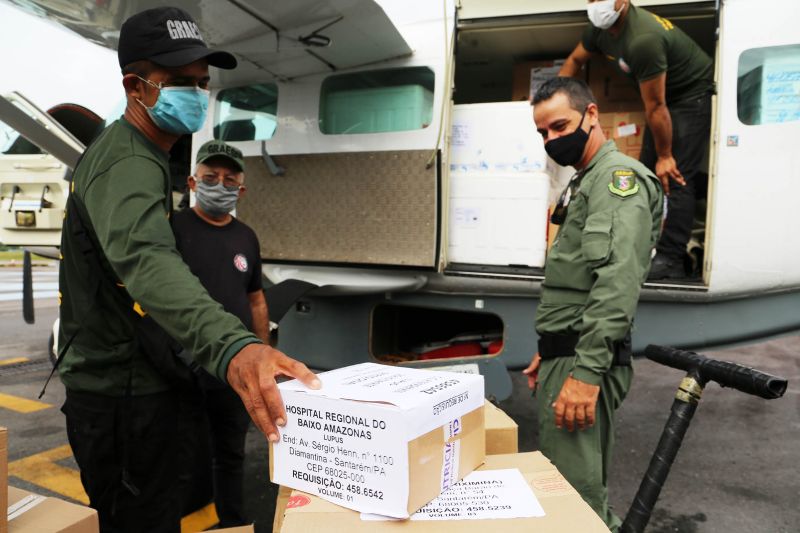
[1, 265, 798, 532]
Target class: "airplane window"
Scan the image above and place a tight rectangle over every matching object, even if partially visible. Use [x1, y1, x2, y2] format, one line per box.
[214, 83, 278, 142]
[0, 121, 17, 153]
[0, 117, 43, 155]
[319, 67, 435, 135]
[0, 120, 43, 155]
[738, 44, 800, 125]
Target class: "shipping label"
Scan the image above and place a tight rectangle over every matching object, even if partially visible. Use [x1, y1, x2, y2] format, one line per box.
[362, 468, 545, 521]
[273, 390, 409, 517]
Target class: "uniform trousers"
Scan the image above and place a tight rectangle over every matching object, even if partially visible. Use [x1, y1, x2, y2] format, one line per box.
[62, 389, 184, 533]
[640, 93, 712, 262]
[535, 357, 633, 532]
[200, 382, 252, 527]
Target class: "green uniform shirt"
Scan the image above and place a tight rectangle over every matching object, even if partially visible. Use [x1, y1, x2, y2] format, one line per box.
[582, 4, 713, 104]
[58, 118, 260, 396]
[535, 141, 663, 385]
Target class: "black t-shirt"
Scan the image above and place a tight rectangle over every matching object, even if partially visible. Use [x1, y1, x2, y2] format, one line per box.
[172, 209, 262, 332]
[582, 4, 713, 103]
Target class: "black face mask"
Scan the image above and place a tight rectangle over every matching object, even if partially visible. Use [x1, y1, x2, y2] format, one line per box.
[544, 108, 593, 167]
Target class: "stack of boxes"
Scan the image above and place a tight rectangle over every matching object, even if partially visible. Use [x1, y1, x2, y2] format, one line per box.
[4, 362, 609, 532]
[448, 102, 553, 268]
[271, 364, 610, 532]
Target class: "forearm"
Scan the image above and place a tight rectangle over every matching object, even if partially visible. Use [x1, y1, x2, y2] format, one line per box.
[558, 56, 584, 77]
[573, 268, 642, 384]
[645, 103, 673, 158]
[120, 241, 260, 379]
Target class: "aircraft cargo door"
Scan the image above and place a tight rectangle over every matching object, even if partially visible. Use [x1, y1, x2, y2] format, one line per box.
[710, 0, 800, 293]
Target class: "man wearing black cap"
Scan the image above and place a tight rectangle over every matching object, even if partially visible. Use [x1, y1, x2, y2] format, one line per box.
[57, 7, 318, 532]
[173, 140, 267, 527]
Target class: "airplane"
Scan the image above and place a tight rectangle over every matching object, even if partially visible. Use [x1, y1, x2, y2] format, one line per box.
[0, 0, 798, 401]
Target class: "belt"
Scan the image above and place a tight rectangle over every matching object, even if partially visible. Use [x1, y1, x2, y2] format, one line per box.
[537, 331, 632, 366]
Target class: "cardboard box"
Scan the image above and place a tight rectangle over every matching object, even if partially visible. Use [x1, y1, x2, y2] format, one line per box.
[512, 60, 565, 101]
[274, 400, 516, 532]
[273, 485, 293, 533]
[599, 111, 648, 161]
[271, 363, 485, 518]
[277, 452, 610, 532]
[586, 58, 642, 113]
[7, 486, 98, 533]
[213, 526, 255, 532]
[1, 427, 7, 533]
[484, 402, 518, 455]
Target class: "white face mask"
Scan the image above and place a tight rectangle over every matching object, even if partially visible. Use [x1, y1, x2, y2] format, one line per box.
[588, 0, 623, 30]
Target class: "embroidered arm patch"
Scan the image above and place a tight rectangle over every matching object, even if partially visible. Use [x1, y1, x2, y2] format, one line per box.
[609, 169, 639, 197]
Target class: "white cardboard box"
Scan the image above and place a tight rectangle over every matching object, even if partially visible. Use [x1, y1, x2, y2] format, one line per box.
[271, 363, 485, 518]
[449, 172, 550, 267]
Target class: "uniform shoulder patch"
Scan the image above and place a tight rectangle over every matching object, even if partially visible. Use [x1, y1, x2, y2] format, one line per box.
[608, 168, 640, 197]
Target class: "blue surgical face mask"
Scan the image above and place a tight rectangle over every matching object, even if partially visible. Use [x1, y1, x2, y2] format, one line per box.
[137, 76, 209, 135]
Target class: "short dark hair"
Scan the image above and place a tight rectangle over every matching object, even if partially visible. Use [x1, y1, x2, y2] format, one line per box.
[532, 77, 597, 112]
[121, 59, 155, 77]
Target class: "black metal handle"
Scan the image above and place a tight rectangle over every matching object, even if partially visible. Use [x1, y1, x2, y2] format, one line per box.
[623, 346, 789, 533]
[22, 250, 34, 324]
[644, 344, 787, 399]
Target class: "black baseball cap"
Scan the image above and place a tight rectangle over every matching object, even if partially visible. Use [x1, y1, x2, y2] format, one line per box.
[196, 140, 244, 172]
[118, 6, 237, 70]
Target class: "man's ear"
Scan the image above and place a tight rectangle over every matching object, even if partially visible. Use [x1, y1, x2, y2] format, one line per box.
[586, 102, 600, 127]
[237, 185, 246, 198]
[122, 74, 144, 100]
[187, 175, 196, 192]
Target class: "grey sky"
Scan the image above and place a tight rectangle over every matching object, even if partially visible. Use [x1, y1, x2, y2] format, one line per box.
[0, 3, 121, 117]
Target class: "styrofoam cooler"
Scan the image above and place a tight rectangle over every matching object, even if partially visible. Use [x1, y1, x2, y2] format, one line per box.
[448, 171, 550, 267]
[447, 102, 553, 267]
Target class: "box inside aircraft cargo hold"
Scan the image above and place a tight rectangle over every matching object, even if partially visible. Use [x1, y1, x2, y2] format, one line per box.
[586, 58, 642, 113]
[1, 427, 7, 533]
[271, 363, 486, 518]
[511, 60, 565, 102]
[599, 111, 647, 160]
[449, 102, 550, 175]
[7, 486, 98, 533]
[273, 400, 518, 532]
[448, 102, 552, 268]
[277, 452, 609, 533]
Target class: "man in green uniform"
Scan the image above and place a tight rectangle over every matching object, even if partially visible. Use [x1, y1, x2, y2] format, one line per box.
[559, 0, 713, 279]
[522, 77, 663, 531]
[57, 7, 318, 532]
